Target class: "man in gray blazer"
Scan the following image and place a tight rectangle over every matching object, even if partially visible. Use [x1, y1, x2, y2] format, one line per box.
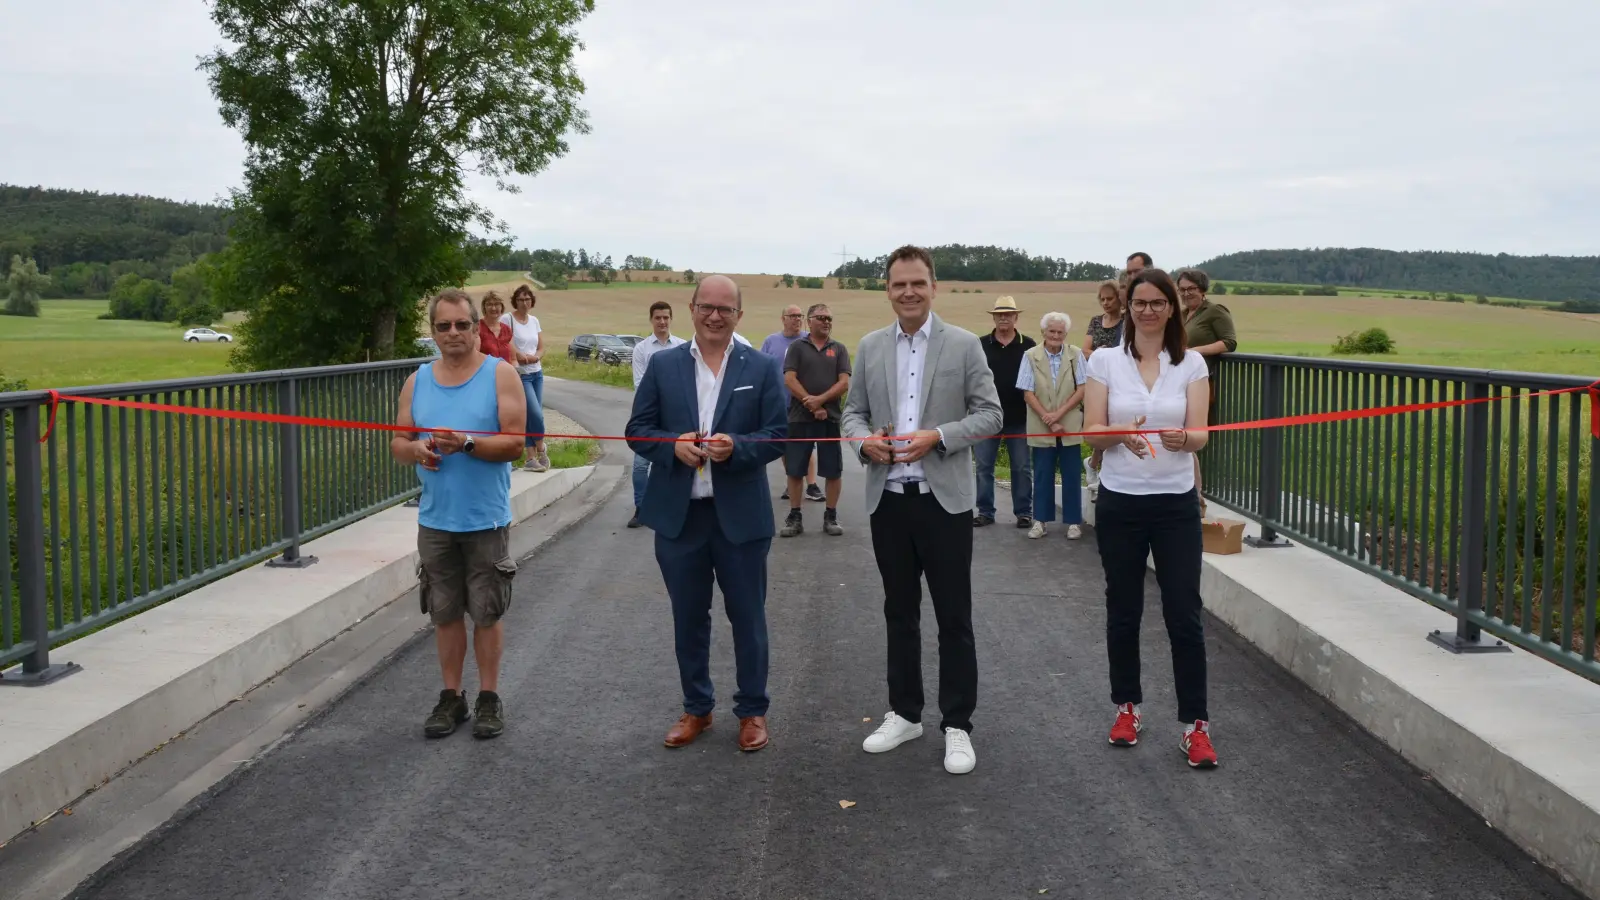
[841, 245, 1003, 775]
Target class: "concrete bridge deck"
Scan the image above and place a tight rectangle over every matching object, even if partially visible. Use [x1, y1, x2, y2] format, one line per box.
[38, 379, 1586, 899]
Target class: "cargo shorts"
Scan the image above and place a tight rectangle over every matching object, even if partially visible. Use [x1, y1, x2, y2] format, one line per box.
[417, 524, 516, 627]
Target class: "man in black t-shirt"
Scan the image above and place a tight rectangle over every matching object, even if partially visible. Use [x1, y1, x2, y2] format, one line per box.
[974, 296, 1036, 528]
[779, 303, 852, 537]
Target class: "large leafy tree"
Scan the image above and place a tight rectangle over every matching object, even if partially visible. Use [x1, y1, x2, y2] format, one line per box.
[4, 255, 48, 317]
[202, 0, 592, 369]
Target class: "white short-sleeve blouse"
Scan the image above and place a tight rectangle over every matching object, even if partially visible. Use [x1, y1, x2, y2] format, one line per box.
[1087, 347, 1209, 496]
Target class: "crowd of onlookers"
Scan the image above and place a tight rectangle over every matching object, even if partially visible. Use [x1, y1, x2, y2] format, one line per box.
[404, 248, 1239, 768]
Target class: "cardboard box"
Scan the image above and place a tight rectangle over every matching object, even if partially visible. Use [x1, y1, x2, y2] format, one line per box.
[1202, 518, 1245, 555]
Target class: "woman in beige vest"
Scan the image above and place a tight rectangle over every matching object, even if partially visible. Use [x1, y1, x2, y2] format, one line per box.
[1016, 312, 1088, 539]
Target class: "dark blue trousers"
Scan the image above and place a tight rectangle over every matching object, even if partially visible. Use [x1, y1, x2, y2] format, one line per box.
[654, 499, 771, 718]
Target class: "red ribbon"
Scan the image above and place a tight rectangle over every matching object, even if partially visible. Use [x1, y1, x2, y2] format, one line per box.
[37, 381, 1600, 445]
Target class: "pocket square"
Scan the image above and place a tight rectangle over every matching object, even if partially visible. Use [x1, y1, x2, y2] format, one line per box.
[733, 385, 754, 392]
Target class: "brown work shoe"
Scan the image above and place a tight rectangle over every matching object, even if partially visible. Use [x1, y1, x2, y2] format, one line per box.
[738, 716, 770, 752]
[664, 713, 713, 748]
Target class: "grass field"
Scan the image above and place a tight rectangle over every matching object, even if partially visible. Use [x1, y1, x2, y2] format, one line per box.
[6, 280, 1598, 393]
[0, 300, 235, 389]
[459, 277, 1600, 380]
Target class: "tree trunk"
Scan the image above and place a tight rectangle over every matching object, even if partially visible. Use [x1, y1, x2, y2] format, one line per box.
[372, 306, 397, 359]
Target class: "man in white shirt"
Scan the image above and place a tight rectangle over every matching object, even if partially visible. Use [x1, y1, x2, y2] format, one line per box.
[625, 275, 788, 753]
[841, 246, 1003, 776]
[629, 300, 687, 528]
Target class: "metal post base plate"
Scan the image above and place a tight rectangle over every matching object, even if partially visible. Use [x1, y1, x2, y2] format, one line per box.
[1427, 630, 1511, 654]
[266, 553, 319, 569]
[0, 661, 84, 687]
[1243, 535, 1293, 549]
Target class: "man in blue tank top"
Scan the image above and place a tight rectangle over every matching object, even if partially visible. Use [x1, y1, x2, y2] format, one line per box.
[626, 275, 788, 752]
[391, 289, 527, 740]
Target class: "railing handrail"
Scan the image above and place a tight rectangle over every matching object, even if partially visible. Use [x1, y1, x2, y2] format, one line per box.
[1224, 352, 1598, 390]
[0, 357, 428, 408]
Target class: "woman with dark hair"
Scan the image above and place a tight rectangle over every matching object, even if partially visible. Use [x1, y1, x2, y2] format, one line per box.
[1082, 279, 1126, 490]
[477, 292, 517, 367]
[1082, 268, 1217, 769]
[504, 285, 548, 472]
[1176, 268, 1236, 514]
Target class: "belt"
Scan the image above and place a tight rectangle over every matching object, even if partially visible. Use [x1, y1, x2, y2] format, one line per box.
[884, 480, 925, 496]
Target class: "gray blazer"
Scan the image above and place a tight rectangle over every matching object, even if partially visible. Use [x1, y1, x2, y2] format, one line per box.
[841, 313, 1004, 515]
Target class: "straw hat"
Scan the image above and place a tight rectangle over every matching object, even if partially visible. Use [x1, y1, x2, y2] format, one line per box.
[988, 295, 1023, 314]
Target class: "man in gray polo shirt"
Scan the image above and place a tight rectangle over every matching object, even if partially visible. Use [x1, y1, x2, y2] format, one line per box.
[780, 303, 851, 537]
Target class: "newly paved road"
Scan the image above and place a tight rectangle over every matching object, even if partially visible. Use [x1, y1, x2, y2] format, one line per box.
[75, 378, 1580, 900]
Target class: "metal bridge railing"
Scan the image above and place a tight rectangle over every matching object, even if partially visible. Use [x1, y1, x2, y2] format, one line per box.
[1203, 354, 1598, 682]
[1, 359, 422, 683]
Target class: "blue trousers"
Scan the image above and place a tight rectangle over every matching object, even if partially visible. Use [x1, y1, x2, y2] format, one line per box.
[654, 500, 771, 718]
[519, 371, 545, 447]
[1032, 440, 1084, 525]
[632, 454, 651, 508]
[973, 427, 1033, 519]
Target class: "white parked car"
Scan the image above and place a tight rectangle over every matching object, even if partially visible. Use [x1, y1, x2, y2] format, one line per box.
[183, 328, 232, 343]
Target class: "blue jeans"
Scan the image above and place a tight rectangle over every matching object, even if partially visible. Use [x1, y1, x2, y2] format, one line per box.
[1032, 440, 1084, 525]
[632, 454, 651, 508]
[973, 427, 1032, 519]
[519, 371, 545, 447]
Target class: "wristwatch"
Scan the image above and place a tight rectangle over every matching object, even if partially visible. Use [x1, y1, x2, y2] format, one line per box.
[462, 435, 476, 456]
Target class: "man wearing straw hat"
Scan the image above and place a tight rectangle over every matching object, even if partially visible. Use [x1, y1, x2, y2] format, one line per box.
[974, 295, 1037, 529]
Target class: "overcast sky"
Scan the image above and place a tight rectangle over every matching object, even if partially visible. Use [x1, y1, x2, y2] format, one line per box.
[2, 0, 1596, 275]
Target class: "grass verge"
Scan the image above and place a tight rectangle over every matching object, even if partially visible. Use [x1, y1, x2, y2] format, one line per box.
[546, 438, 601, 468]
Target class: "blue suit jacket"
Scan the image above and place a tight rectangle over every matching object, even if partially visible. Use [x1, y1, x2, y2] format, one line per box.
[625, 341, 788, 543]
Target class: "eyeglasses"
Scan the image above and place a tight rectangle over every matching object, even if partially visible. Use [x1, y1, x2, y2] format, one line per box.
[433, 320, 475, 333]
[1129, 300, 1170, 313]
[810, 315, 833, 323]
[782, 313, 803, 319]
[1178, 286, 1203, 296]
[695, 303, 739, 319]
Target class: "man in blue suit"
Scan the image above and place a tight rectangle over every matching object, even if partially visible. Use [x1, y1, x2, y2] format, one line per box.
[626, 275, 788, 752]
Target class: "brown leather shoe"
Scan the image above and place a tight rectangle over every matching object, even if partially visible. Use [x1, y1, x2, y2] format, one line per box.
[664, 713, 712, 748]
[738, 716, 769, 752]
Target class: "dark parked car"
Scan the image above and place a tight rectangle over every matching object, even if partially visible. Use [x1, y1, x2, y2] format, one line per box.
[568, 334, 633, 366]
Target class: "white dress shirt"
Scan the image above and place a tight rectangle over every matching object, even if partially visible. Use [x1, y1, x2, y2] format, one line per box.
[1015, 344, 1087, 392]
[632, 332, 686, 388]
[1086, 347, 1209, 496]
[688, 339, 729, 499]
[888, 318, 933, 485]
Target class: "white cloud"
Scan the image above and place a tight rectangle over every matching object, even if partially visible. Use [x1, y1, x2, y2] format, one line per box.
[3, 0, 1596, 273]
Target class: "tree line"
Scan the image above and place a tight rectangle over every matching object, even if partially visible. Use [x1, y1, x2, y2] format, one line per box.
[1197, 248, 1600, 304]
[830, 244, 1118, 282]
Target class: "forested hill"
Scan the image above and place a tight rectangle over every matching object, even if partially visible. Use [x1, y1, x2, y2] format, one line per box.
[831, 244, 1117, 282]
[1197, 248, 1600, 303]
[0, 185, 230, 297]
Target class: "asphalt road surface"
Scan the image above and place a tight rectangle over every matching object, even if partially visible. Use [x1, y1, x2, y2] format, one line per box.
[73, 376, 1581, 900]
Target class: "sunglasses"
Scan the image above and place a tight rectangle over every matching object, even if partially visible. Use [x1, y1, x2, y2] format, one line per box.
[810, 315, 833, 323]
[433, 320, 475, 333]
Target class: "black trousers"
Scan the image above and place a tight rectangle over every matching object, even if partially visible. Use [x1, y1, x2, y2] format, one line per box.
[1094, 487, 1209, 723]
[869, 486, 977, 733]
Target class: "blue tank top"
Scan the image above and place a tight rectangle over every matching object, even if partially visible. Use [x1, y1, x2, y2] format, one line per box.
[411, 356, 512, 532]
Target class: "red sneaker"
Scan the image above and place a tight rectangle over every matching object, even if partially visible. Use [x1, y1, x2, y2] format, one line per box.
[1108, 703, 1141, 746]
[1181, 721, 1218, 768]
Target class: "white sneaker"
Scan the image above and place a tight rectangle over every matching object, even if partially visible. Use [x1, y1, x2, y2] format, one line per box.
[1066, 524, 1083, 540]
[1027, 520, 1046, 539]
[943, 728, 976, 774]
[862, 712, 923, 753]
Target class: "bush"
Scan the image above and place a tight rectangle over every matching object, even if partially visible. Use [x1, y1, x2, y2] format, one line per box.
[1474, 294, 1488, 304]
[796, 276, 824, 289]
[0, 372, 26, 393]
[1302, 285, 1338, 296]
[1213, 283, 1227, 295]
[1556, 298, 1600, 313]
[1332, 327, 1395, 355]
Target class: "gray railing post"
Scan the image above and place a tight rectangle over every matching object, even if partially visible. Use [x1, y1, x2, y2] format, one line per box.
[1245, 361, 1291, 548]
[1429, 381, 1507, 654]
[0, 403, 81, 685]
[267, 379, 317, 569]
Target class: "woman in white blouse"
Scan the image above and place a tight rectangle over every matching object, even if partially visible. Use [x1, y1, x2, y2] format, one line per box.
[504, 285, 548, 471]
[1082, 267, 1218, 769]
